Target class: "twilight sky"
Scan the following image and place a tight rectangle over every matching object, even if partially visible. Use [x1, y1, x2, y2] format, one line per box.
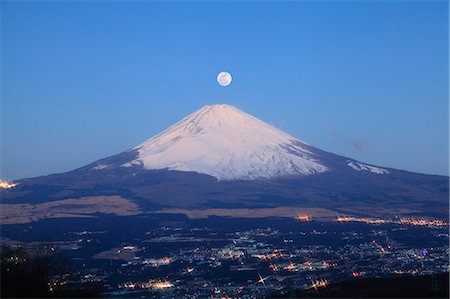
[1, 1, 448, 179]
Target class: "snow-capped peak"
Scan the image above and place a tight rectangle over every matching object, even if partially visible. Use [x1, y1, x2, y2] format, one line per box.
[123, 104, 327, 180]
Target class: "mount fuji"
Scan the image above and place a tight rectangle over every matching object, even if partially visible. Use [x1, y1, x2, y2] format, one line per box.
[124, 104, 328, 180]
[1, 104, 448, 223]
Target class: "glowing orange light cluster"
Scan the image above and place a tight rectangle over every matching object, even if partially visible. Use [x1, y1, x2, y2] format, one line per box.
[337, 216, 388, 224]
[337, 215, 448, 227]
[120, 280, 173, 290]
[336, 216, 352, 222]
[285, 262, 297, 271]
[399, 217, 448, 227]
[0, 179, 17, 189]
[254, 251, 282, 260]
[270, 251, 283, 259]
[153, 281, 174, 289]
[352, 271, 365, 277]
[269, 263, 279, 272]
[362, 218, 389, 224]
[48, 280, 66, 289]
[296, 214, 312, 222]
[309, 278, 328, 292]
[257, 273, 267, 285]
[301, 261, 314, 270]
[297, 260, 334, 270]
[143, 256, 173, 267]
[122, 282, 136, 289]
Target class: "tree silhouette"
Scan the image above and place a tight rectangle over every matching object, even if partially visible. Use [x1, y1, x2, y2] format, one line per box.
[1, 244, 101, 298]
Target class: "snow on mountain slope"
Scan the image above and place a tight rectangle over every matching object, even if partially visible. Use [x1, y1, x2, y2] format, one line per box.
[123, 104, 327, 180]
[347, 161, 390, 174]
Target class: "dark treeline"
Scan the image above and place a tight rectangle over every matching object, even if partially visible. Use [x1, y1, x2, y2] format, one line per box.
[1, 245, 102, 298]
[269, 272, 449, 298]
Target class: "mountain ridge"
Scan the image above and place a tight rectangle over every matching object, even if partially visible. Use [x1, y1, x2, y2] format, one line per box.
[0, 104, 448, 222]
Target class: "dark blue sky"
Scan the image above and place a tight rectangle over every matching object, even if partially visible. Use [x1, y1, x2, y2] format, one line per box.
[2, 1, 448, 179]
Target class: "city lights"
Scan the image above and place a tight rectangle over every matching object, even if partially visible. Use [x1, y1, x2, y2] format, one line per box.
[309, 278, 328, 293]
[296, 214, 312, 222]
[119, 280, 174, 290]
[257, 273, 267, 286]
[285, 262, 297, 271]
[336, 215, 448, 227]
[352, 271, 366, 277]
[0, 179, 17, 189]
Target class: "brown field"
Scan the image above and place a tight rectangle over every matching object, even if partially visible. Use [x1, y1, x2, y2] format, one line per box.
[1, 194, 437, 225]
[151, 207, 340, 220]
[0, 195, 142, 224]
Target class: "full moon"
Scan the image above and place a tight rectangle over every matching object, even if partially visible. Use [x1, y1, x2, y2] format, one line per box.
[217, 71, 232, 87]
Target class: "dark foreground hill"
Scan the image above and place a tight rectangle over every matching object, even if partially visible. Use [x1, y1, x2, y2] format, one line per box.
[269, 273, 449, 298]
